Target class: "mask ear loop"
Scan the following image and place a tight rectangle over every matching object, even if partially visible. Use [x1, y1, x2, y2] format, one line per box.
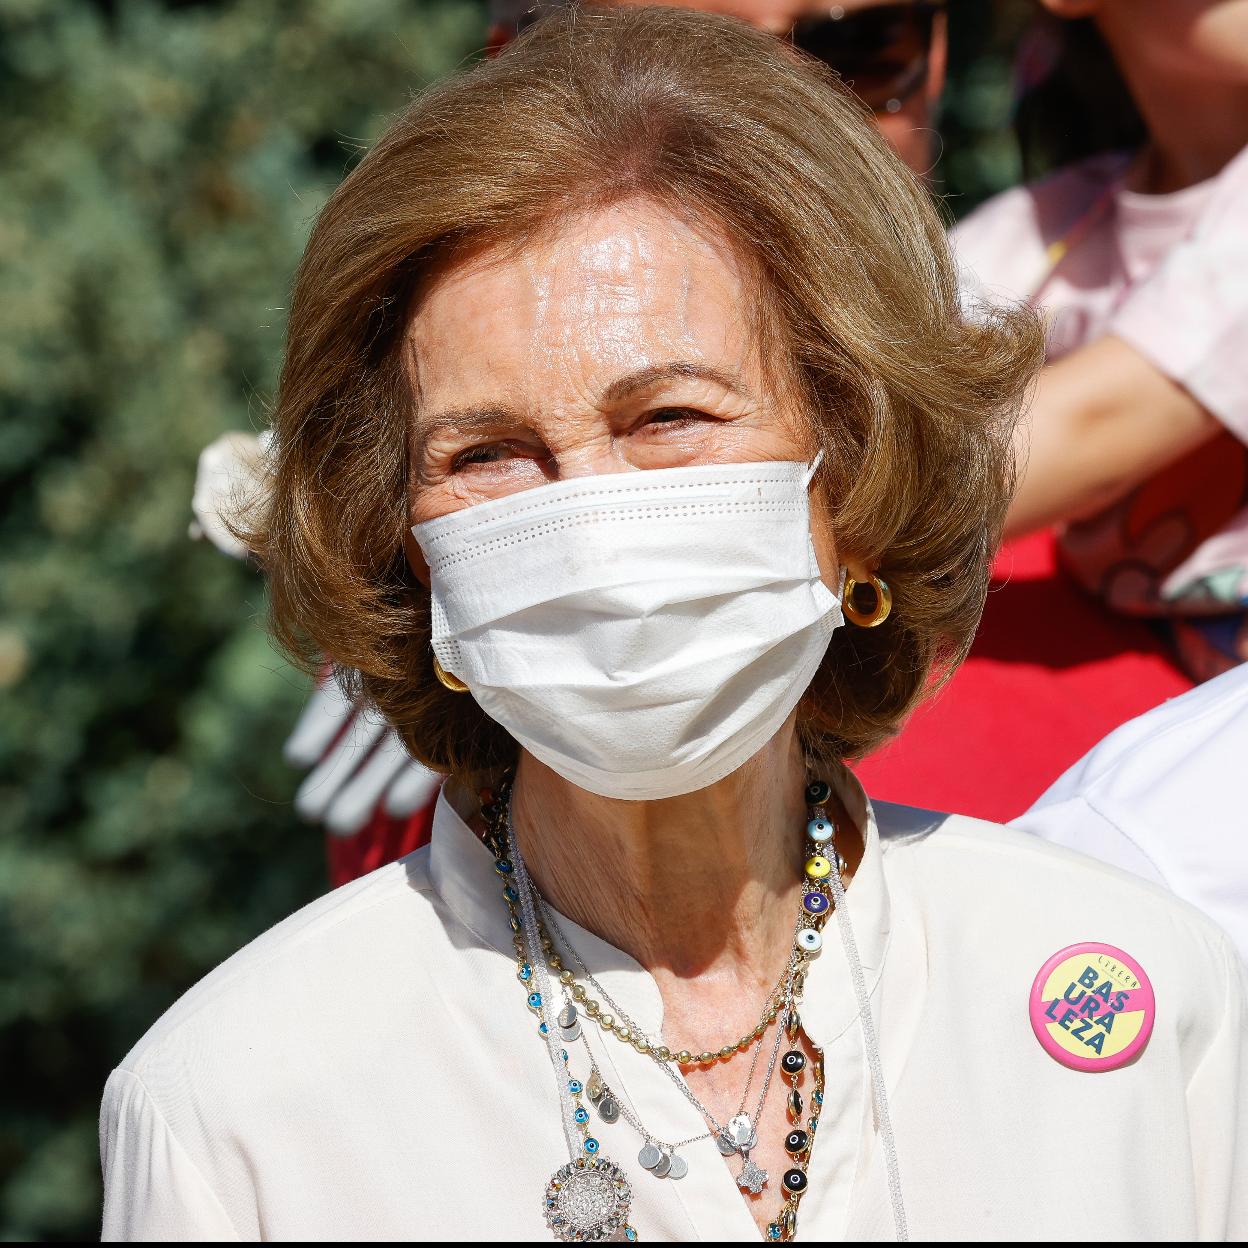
[801, 449, 845, 601]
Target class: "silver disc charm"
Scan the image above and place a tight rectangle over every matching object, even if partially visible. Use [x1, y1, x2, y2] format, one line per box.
[638, 1143, 662, 1170]
[543, 1156, 632, 1242]
[728, 1114, 757, 1151]
[597, 1095, 620, 1124]
[667, 1153, 689, 1181]
[653, 1150, 672, 1178]
[557, 1003, 578, 1029]
[558, 1022, 582, 1043]
[715, 1131, 737, 1156]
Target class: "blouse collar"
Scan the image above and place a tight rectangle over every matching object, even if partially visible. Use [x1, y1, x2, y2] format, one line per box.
[426, 758, 892, 1050]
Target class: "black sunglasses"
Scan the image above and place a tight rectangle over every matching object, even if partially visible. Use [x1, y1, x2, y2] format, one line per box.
[791, 2, 944, 114]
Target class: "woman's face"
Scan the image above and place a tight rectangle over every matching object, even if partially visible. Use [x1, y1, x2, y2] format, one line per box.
[404, 196, 844, 587]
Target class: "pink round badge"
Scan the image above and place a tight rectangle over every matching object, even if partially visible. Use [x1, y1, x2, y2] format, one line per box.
[1029, 942, 1155, 1072]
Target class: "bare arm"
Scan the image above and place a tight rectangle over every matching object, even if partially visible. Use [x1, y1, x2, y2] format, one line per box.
[1004, 334, 1222, 541]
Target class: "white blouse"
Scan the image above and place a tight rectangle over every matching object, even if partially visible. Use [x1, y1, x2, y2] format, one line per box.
[100, 765, 1248, 1241]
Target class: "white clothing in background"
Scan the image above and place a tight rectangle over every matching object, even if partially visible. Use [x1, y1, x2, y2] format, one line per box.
[100, 763, 1247, 1241]
[1012, 663, 1248, 965]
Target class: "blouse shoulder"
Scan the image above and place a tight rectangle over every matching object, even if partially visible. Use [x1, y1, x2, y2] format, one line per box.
[112, 845, 439, 1082]
[99, 846, 457, 1240]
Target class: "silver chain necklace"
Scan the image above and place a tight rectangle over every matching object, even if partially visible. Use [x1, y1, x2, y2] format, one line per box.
[535, 890, 796, 1193]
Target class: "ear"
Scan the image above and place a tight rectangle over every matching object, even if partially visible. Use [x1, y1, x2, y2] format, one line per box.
[842, 557, 873, 586]
[404, 528, 431, 589]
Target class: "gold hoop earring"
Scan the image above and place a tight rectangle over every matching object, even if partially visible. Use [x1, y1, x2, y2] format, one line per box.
[433, 654, 470, 694]
[843, 573, 892, 628]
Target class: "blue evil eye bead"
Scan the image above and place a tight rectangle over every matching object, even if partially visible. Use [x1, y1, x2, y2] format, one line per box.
[785, 1129, 809, 1155]
[782, 1168, 808, 1195]
[527, 992, 543, 1011]
[813, 1090, 824, 1107]
[781, 1050, 806, 1076]
[625, 1228, 638, 1242]
[806, 817, 833, 844]
[574, 1107, 590, 1125]
[494, 858, 514, 875]
[805, 780, 831, 806]
[538, 1022, 550, 1036]
[568, 1079, 584, 1095]
[767, 1224, 782, 1241]
[517, 963, 533, 982]
[802, 890, 830, 916]
[584, 1137, 600, 1155]
[560, 1049, 569, 1062]
[502, 885, 519, 903]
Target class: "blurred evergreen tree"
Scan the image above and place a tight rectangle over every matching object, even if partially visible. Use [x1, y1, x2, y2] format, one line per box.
[0, 0, 1027, 1239]
[0, 1, 485, 1238]
[936, 0, 1032, 221]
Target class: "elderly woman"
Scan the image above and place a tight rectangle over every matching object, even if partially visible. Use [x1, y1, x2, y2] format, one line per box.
[100, 8, 1246, 1242]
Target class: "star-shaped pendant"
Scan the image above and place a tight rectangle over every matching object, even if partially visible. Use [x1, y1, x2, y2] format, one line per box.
[736, 1157, 768, 1194]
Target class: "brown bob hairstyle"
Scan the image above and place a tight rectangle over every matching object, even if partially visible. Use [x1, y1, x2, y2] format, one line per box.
[251, 5, 1042, 782]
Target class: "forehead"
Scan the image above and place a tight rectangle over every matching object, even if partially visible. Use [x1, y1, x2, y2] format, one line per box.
[406, 199, 764, 405]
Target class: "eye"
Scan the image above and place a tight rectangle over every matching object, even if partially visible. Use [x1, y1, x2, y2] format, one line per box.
[645, 407, 719, 427]
[451, 442, 519, 471]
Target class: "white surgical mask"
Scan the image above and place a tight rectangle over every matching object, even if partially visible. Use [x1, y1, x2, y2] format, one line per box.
[410, 457, 844, 800]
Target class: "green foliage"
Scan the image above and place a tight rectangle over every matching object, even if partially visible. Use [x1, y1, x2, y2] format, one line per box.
[936, 0, 1032, 222]
[0, 0, 485, 1238]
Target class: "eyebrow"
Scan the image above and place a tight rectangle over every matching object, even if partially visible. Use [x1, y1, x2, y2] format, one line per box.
[600, 360, 755, 405]
[414, 360, 755, 448]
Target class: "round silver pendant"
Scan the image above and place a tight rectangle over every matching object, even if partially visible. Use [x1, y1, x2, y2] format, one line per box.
[543, 1157, 632, 1243]
[558, 1003, 578, 1029]
[638, 1143, 662, 1170]
[715, 1131, 737, 1156]
[559, 1022, 582, 1043]
[667, 1153, 689, 1181]
[728, 1114, 757, 1150]
[597, 1096, 620, 1124]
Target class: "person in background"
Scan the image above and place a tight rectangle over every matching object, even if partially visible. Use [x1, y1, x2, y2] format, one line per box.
[857, 0, 1248, 818]
[956, 0, 1248, 678]
[492, 1, 948, 176]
